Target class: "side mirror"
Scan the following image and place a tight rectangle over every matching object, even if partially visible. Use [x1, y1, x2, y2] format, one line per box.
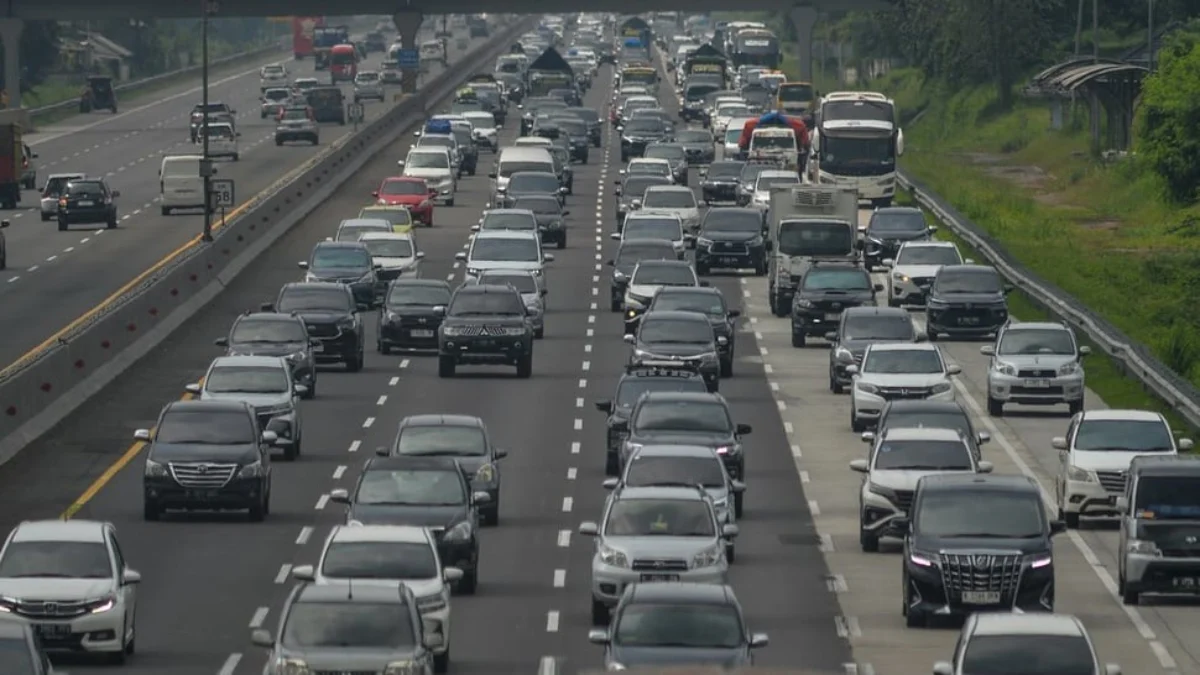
[849, 458, 869, 473]
[873, 283, 884, 291]
[416, 251, 426, 259]
[595, 400, 612, 413]
[622, 334, 636, 345]
[329, 488, 350, 504]
[861, 431, 876, 444]
[544, 254, 555, 262]
[250, 629, 273, 648]
[1051, 437, 1068, 450]
[472, 490, 492, 504]
[932, 662, 953, 675]
[1181, 438, 1195, 451]
[396, 160, 406, 167]
[602, 477, 619, 490]
[261, 431, 279, 445]
[964, 258, 976, 264]
[728, 310, 741, 318]
[1050, 520, 1067, 535]
[915, 331, 928, 342]
[735, 423, 752, 435]
[730, 480, 746, 493]
[716, 336, 728, 346]
[749, 632, 769, 648]
[111, 190, 121, 198]
[432, 305, 446, 316]
[1003, 284, 1014, 294]
[488, 172, 498, 178]
[185, 383, 202, 394]
[122, 569, 142, 585]
[946, 365, 962, 375]
[578, 521, 599, 536]
[470, 225, 480, 232]
[1116, 496, 1129, 512]
[293, 384, 309, 396]
[413, 130, 422, 137]
[977, 461, 994, 473]
[375, 446, 390, 457]
[559, 186, 568, 194]
[881, 258, 894, 268]
[980, 345, 995, 356]
[213, 336, 229, 347]
[297, 261, 309, 269]
[291, 564, 315, 581]
[977, 431, 991, 444]
[845, 365, 859, 375]
[721, 523, 739, 538]
[133, 428, 152, 442]
[588, 629, 609, 644]
[494, 448, 508, 459]
[455, 252, 467, 261]
[443, 567, 464, 582]
[824, 332, 837, 342]
[371, 191, 379, 197]
[260, 303, 274, 312]
[1079, 345, 1091, 356]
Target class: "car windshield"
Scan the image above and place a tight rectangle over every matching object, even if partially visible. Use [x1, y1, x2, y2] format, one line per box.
[916, 491, 1045, 538]
[406, 152, 449, 169]
[843, 316, 914, 341]
[281, 108, 308, 121]
[312, 247, 370, 268]
[480, 273, 538, 293]
[509, 174, 559, 192]
[396, 425, 486, 457]
[752, 133, 795, 150]
[640, 317, 714, 344]
[625, 218, 681, 240]
[482, 212, 537, 230]
[155, 410, 255, 444]
[337, 224, 388, 242]
[381, 181, 425, 195]
[1074, 419, 1174, 452]
[997, 328, 1075, 356]
[512, 197, 560, 214]
[471, 238, 539, 262]
[67, 182, 105, 197]
[418, 136, 453, 149]
[354, 72, 377, 83]
[264, 89, 290, 101]
[44, 176, 80, 195]
[500, 162, 552, 177]
[874, 439, 971, 470]
[961, 635, 1094, 675]
[632, 264, 694, 286]
[863, 349, 943, 374]
[870, 212, 926, 233]
[616, 378, 708, 406]
[740, 164, 764, 183]
[724, 128, 743, 143]
[702, 211, 760, 233]
[556, 119, 586, 134]
[605, 498, 715, 536]
[624, 119, 663, 133]
[707, 162, 743, 179]
[355, 469, 466, 506]
[645, 146, 685, 161]
[1133, 476, 1200, 518]
[635, 400, 731, 433]
[626, 455, 726, 488]
[362, 239, 414, 259]
[282, 602, 414, 648]
[677, 130, 712, 144]
[624, 178, 668, 198]
[206, 366, 289, 394]
[884, 411, 971, 436]
[629, 162, 669, 176]
[386, 284, 449, 307]
[643, 191, 696, 209]
[803, 269, 871, 291]
[936, 270, 1002, 294]
[896, 246, 960, 266]
[449, 291, 525, 317]
[652, 292, 724, 316]
[321, 541, 439, 579]
[278, 288, 352, 312]
[755, 174, 800, 191]
[231, 319, 306, 343]
[0, 541, 111, 578]
[615, 604, 742, 648]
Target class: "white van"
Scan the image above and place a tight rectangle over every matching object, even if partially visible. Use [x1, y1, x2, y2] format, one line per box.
[159, 155, 205, 215]
[489, 146, 555, 197]
[195, 122, 239, 161]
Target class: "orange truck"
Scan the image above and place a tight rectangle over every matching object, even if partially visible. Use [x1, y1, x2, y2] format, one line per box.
[291, 16, 324, 59]
[0, 109, 30, 209]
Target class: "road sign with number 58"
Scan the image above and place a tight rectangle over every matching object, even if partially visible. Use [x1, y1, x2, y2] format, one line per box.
[210, 179, 235, 208]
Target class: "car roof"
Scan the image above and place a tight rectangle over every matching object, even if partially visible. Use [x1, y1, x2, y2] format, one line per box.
[283, 281, 349, 292]
[616, 485, 709, 500]
[238, 312, 302, 323]
[329, 524, 430, 545]
[400, 414, 484, 428]
[210, 355, 288, 369]
[484, 208, 537, 216]
[339, 218, 391, 227]
[644, 185, 694, 193]
[1003, 321, 1070, 332]
[11, 519, 107, 543]
[873, 206, 922, 216]
[919, 473, 1038, 492]
[629, 581, 735, 604]
[880, 427, 965, 443]
[882, 399, 968, 415]
[480, 269, 537, 279]
[1079, 409, 1164, 423]
[656, 286, 722, 297]
[620, 238, 675, 248]
[866, 342, 937, 353]
[843, 306, 911, 319]
[314, 240, 369, 251]
[632, 444, 722, 459]
[629, 157, 670, 164]
[382, 176, 426, 183]
[626, 212, 682, 221]
[390, 279, 451, 289]
[472, 229, 539, 241]
[455, 284, 519, 297]
[296, 582, 406, 604]
[1130, 454, 1200, 476]
[898, 240, 956, 249]
[635, 259, 692, 268]
[758, 169, 798, 178]
[938, 264, 996, 275]
[969, 612, 1086, 637]
[638, 391, 725, 405]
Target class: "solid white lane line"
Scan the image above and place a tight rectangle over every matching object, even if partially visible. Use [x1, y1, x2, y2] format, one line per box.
[217, 653, 242, 675]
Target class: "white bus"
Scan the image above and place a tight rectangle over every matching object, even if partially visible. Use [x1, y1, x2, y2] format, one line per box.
[809, 91, 904, 207]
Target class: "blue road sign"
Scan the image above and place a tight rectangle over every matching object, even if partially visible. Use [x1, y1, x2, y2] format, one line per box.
[397, 48, 420, 68]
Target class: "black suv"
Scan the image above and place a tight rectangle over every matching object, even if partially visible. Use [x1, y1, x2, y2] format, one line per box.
[619, 117, 671, 161]
[925, 265, 1011, 341]
[378, 279, 451, 353]
[695, 207, 767, 276]
[867, 399, 990, 459]
[437, 284, 534, 378]
[617, 391, 751, 479]
[216, 311, 318, 398]
[331, 455, 486, 593]
[826, 306, 923, 393]
[607, 238, 678, 312]
[595, 363, 710, 475]
[699, 161, 746, 205]
[264, 282, 365, 372]
[860, 206, 936, 270]
[56, 178, 119, 231]
[299, 240, 381, 309]
[898, 474, 1063, 627]
[791, 263, 881, 348]
[625, 310, 722, 391]
[562, 106, 603, 146]
[139, 399, 275, 521]
[646, 286, 740, 377]
[551, 115, 591, 163]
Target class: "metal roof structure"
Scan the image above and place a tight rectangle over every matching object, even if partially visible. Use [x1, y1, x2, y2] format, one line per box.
[1023, 57, 1148, 152]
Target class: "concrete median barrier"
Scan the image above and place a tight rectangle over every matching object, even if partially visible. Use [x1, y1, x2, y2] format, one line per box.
[0, 16, 533, 463]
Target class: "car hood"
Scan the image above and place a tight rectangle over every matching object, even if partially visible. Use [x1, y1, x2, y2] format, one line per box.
[380, 195, 427, 206]
[627, 283, 666, 299]
[334, 577, 443, 598]
[866, 231, 928, 244]
[702, 176, 740, 185]
[0, 578, 113, 600]
[200, 391, 291, 408]
[308, 267, 370, 280]
[404, 168, 452, 180]
[1072, 449, 1175, 472]
[373, 256, 418, 270]
[871, 469, 976, 492]
[911, 535, 1047, 557]
[799, 290, 874, 305]
[841, 338, 909, 355]
[532, 213, 564, 226]
[703, 230, 760, 242]
[601, 535, 718, 557]
[857, 373, 950, 388]
[610, 645, 746, 668]
[636, 341, 715, 358]
[148, 442, 259, 464]
[893, 264, 945, 279]
[348, 504, 468, 528]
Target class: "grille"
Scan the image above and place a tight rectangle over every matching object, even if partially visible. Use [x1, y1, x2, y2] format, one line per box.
[1096, 470, 1127, 493]
[1160, 547, 1200, 558]
[400, 315, 438, 327]
[10, 599, 92, 619]
[713, 242, 748, 253]
[1017, 369, 1056, 378]
[911, 276, 934, 288]
[306, 323, 341, 338]
[454, 324, 511, 337]
[631, 558, 688, 572]
[940, 553, 1023, 603]
[810, 299, 861, 312]
[892, 489, 914, 512]
[878, 386, 932, 400]
[790, 188, 837, 209]
[169, 462, 238, 489]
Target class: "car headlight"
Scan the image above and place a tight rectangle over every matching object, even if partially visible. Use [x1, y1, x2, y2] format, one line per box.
[87, 594, 117, 613]
[868, 482, 897, 501]
[855, 381, 880, 395]
[443, 325, 466, 337]
[696, 237, 713, 248]
[927, 298, 948, 309]
[475, 463, 496, 483]
[384, 660, 421, 675]
[834, 347, 854, 361]
[145, 460, 168, 478]
[613, 271, 626, 281]
[633, 349, 653, 359]
[275, 658, 309, 675]
[994, 361, 1018, 376]
[607, 663, 627, 671]
[598, 544, 628, 567]
[714, 444, 740, 456]
[502, 326, 527, 336]
[417, 593, 447, 613]
[697, 351, 718, 362]
[1058, 361, 1080, 376]
[466, 267, 482, 277]
[893, 272, 910, 282]
[1067, 465, 1097, 482]
[287, 351, 305, 361]
[794, 298, 813, 309]
[1127, 539, 1162, 557]
[690, 544, 723, 568]
[444, 520, 473, 541]
[930, 382, 952, 394]
[385, 311, 401, 322]
[337, 317, 355, 330]
[237, 461, 264, 479]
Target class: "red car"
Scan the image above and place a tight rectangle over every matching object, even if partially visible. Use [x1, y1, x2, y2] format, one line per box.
[371, 177, 436, 226]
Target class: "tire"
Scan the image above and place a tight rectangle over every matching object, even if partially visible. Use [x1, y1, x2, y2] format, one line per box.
[1069, 399, 1084, 415]
[142, 500, 160, 521]
[248, 494, 266, 522]
[534, 327, 544, 339]
[733, 492, 743, 518]
[605, 453, 619, 476]
[346, 351, 364, 372]
[107, 217, 118, 229]
[725, 543, 736, 563]
[446, 198, 455, 207]
[1120, 578, 1139, 605]
[791, 332, 806, 348]
[434, 648, 450, 674]
[378, 341, 391, 354]
[591, 599, 609, 625]
[516, 351, 533, 378]
[57, 219, 67, 231]
[161, 206, 171, 215]
[830, 375, 844, 394]
[860, 528, 879, 552]
[282, 440, 298, 461]
[850, 410, 866, 433]
[1064, 510, 1080, 529]
[457, 568, 477, 595]
[232, 154, 240, 162]
[301, 381, 316, 400]
[438, 355, 456, 377]
[696, 263, 710, 276]
[720, 358, 733, 378]
[275, 139, 283, 146]
[556, 235, 566, 250]
[987, 397, 1004, 417]
[40, 212, 49, 221]
[610, 297, 621, 312]
[927, 329, 939, 342]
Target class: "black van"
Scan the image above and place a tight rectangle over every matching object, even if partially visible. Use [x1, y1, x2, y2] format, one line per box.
[305, 87, 346, 125]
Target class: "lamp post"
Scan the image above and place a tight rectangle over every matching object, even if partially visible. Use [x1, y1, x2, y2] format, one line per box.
[200, 0, 217, 242]
[1147, 0, 1156, 72]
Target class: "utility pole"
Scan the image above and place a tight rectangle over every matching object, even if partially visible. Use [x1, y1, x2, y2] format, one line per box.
[1092, 0, 1099, 63]
[1147, 0, 1155, 72]
[201, 0, 215, 242]
[1074, 0, 1084, 56]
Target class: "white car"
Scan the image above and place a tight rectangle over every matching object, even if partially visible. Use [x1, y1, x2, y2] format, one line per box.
[39, 171, 85, 221]
[1054, 409, 1191, 528]
[884, 241, 970, 307]
[455, 229, 552, 289]
[358, 231, 424, 280]
[259, 63, 287, 87]
[291, 524, 458, 672]
[723, 117, 755, 158]
[195, 121, 238, 160]
[0, 520, 140, 662]
[461, 111, 500, 151]
[712, 103, 751, 134]
[637, 185, 701, 235]
[622, 157, 674, 182]
[751, 169, 800, 209]
[847, 342, 961, 431]
[414, 133, 463, 175]
[614, 212, 687, 257]
[353, 71, 385, 101]
[399, 148, 457, 205]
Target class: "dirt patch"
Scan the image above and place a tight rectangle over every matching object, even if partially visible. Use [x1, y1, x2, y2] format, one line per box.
[956, 151, 1054, 190]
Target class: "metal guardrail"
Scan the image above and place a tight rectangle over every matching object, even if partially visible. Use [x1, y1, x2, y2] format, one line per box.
[896, 169, 1200, 431]
[27, 40, 288, 116]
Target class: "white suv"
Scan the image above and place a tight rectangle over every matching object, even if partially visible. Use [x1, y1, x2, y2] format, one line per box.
[292, 524, 459, 672]
[847, 343, 960, 432]
[0, 520, 140, 663]
[1054, 409, 1192, 528]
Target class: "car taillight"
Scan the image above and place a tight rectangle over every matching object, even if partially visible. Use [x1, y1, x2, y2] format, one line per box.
[58, 197, 67, 206]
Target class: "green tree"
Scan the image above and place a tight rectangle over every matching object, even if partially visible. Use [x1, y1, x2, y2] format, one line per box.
[0, 20, 60, 92]
[1136, 38, 1200, 203]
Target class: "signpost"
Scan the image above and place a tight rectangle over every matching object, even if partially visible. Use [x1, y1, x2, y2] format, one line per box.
[397, 48, 420, 94]
[210, 178, 234, 227]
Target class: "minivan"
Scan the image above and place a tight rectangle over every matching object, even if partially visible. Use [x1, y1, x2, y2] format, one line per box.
[488, 147, 555, 200]
[160, 155, 206, 215]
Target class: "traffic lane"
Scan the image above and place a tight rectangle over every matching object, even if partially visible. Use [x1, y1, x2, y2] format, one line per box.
[933, 319, 1200, 669]
[0, 49, 462, 368]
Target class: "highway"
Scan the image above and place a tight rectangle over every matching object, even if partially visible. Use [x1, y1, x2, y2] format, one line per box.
[0, 24, 464, 371]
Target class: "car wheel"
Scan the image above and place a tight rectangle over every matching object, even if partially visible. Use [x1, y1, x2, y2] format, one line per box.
[860, 527, 879, 552]
[57, 219, 67, 231]
[591, 599, 609, 625]
[987, 396, 1003, 417]
[457, 568, 478, 595]
[142, 500, 160, 521]
[438, 355, 456, 378]
[434, 647, 450, 674]
[733, 492, 743, 518]
[720, 358, 733, 378]
[516, 351, 533, 378]
[248, 495, 266, 522]
[378, 341, 390, 354]
[791, 332, 806, 348]
[301, 380, 316, 399]
[346, 350, 364, 372]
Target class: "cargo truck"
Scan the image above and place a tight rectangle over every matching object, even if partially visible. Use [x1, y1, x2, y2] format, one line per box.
[292, 16, 324, 59]
[313, 25, 350, 70]
[0, 110, 30, 209]
[766, 185, 859, 316]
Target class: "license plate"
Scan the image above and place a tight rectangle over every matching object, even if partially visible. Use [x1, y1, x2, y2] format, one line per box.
[825, 313, 841, 321]
[719, 257, 740, 265]
[186, 489, 220, 499]
[77, 200, 94, 206]
[1172, 577, 1200, 589]
[35, 624, 70, 639]
[640, 574, 680, 582]
[311, 342, 324, 353]
[958, 316, 981, 326]
[960, 591, 1001, 604]
[1023, 379, 1051, 388]
[410, 329, 434, 338]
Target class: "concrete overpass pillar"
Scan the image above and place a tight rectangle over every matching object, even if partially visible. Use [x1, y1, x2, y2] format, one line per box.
[0, 20, 22, 110]
[789, 6, 818, 85]
[394, 11, 423, 94]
